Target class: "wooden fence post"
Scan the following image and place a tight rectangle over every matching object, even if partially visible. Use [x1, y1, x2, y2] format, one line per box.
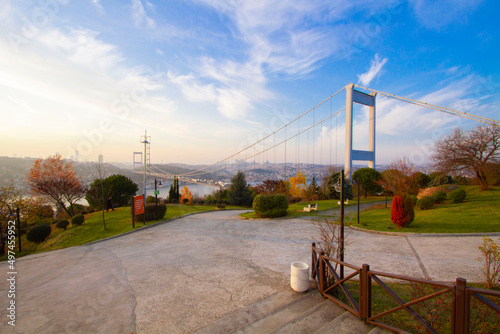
[454, 277, 467, 334]
[311, 243, 316, 280]
[360, 264, 371, 322]
[319, 251, 325, 293]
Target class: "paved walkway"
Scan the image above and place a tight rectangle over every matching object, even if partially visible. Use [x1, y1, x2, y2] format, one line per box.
[0, 210, 497, 333]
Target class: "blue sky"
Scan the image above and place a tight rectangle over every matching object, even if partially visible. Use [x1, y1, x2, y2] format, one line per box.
[0, 0, 499, 166]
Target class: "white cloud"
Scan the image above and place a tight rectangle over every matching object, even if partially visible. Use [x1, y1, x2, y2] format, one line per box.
[91, 0, 103, 11]
[408, 0, 484, 29]
[357, 54, 388, 86]
[376, 74, 483, 137]
[37, 28, 125, 71]
[131, 0, 156, 29]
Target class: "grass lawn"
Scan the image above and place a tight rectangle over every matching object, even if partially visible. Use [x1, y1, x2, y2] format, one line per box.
[335, 280, 499, 333]
[350, 186, 500, 233]
[1, 204, 244, 261]
[239, 196, 383, 219]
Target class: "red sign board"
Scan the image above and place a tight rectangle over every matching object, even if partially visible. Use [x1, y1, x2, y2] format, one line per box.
[134, 195, 144, 215]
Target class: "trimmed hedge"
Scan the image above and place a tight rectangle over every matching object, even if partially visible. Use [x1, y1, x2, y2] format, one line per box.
[56, 219, 69, 230]
[71, 214, 85, 226]
[448, 189, 466, 203]
[252, 194, 288, 218]
[27, 224, 52, 243]
[432, 190, 447, 204]
[416, 196, 434, 210]
[132, 203, 167, 222]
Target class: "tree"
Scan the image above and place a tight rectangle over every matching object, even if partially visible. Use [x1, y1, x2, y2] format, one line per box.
[412, 172, 431, 189]
[228, 171, 253, 206]
[180, 186, 193, 204]
[27, 155, 86, 217]
[382, 157, 417, 195]
[253, 180, 288, 195]
[86, 174, 138, 209]
[168, 176, 180, 203]
[85, 161, 113, 229]
[352, 168, 382, 198]
[325, 171, 353, 200]
[289, 171, 308, 199]
[432, 125, 500, 191]
[305, 176, 322, 201]
[484, 162, 500, 186]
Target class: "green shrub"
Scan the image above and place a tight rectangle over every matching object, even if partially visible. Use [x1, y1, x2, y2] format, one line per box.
[448, 189, 466, 203]
[27, 224, 52, 243]
[71, 214, 85, 226]
[432, 190, 447, 204]
[410, 195, 418, 206]
[253, 194, 288, 218]
[131, 203, 167, 222]
[402, 195, 415, 226]
[146, 195, 156, 203]
[69, 203, 86, 215]
[56, 219, 69, 230]
[416, 196, 434, 210]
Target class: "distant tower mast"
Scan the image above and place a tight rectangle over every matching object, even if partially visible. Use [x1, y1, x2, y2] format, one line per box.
[140, 130, 151, 208]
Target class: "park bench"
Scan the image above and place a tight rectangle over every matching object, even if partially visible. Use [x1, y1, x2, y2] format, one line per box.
[303, 204, 318, 212]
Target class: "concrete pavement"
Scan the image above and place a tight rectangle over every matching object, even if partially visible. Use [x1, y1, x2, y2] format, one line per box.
[0, 210, 497, 333]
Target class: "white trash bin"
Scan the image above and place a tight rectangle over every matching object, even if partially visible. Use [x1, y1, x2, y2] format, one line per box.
[290, 262, 309, 292]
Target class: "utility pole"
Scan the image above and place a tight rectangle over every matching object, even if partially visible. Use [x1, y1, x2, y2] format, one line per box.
[140, 130, 151, 220]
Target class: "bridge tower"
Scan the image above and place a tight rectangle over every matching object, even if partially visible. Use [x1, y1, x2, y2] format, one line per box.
[344, 83, 377, 179]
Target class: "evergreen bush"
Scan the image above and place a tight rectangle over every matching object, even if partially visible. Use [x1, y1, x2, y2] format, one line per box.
[432, 190, 447, 204]
[27, 224, 51, 243]
[56, 219, 69, 230]
[416, 196, 434, 210]
[253, 194, 288, 218]
[448, 189, 466, 203]
[402, 194, 415, 226]
[71, 214, 85, 226]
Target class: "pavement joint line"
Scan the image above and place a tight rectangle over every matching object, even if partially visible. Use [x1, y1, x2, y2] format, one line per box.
[348, 225, 500, 237]
[404, 237, 431, 280]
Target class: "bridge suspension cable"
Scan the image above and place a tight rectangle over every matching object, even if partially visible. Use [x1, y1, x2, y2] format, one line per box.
[178, 106, 346, 178]
[354, 84, 500, 127]
[177, 86, 346, 178]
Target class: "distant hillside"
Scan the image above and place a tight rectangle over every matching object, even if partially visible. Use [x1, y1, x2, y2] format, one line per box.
[0, 156, 142, 195]
[150, 163, 219, 180]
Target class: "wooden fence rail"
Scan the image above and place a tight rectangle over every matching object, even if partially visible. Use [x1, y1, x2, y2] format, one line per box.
[311, 243, 500, 334]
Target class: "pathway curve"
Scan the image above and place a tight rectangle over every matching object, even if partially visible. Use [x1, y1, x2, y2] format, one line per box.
[0, 210, 496, 333]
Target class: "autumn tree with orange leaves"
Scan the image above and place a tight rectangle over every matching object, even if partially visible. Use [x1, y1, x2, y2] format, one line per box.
[27, 155, 86, 217]
[289, 171, 308, 200]
[180, 186, 193, 204]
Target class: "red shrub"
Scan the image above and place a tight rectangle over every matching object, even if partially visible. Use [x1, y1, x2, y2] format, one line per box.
[391, 194, 414, 228]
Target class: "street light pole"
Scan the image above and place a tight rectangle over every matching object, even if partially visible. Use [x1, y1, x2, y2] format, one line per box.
[140, 130, 150, 225]
[340, 169, 345, 280]
[155, 179, 158, 221]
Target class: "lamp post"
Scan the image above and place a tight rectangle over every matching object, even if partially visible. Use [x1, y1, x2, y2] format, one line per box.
[0, 201, 20, 253]
[155, 179, 162, 221]
[334, 170, 346, 280]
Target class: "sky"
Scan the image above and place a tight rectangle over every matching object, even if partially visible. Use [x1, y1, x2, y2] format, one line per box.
[0, 0, 499, 166]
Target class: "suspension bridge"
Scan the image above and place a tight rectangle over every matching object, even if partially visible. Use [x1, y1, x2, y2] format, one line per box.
[135, 83, 499, 190]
